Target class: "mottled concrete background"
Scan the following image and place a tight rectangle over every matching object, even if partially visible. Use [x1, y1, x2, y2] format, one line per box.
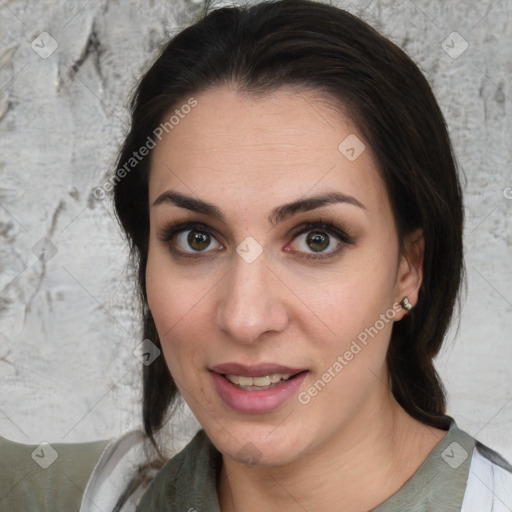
[0, 0, 511, 462]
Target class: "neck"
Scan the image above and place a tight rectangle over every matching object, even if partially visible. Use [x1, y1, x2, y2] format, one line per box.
[218, 387, 447, 512]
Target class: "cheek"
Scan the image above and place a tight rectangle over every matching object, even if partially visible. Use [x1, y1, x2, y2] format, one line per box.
[146, 241, 209, 330]
[305, 278, 397, 419]
[145, 253, 209, 374]
[310, 252, 397, 337]
[305, 248, 398, 388]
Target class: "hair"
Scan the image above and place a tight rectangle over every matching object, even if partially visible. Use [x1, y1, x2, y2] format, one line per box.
[111, 0, 465, 508]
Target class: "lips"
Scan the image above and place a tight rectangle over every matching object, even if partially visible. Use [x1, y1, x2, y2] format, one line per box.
[210, 367, 308, 413]
[209, 362, 307, 378]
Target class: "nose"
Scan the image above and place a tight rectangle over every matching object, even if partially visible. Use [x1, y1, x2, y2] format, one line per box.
[215, 247, 289, 344]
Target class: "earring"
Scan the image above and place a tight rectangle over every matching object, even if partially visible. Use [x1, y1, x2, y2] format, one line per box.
[400, 297, 413, 312]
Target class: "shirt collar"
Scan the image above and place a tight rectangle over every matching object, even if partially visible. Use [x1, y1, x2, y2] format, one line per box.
[137, 416, 475, 512]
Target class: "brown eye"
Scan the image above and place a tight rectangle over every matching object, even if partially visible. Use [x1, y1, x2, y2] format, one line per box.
[175, 228, 221, 253]
[286, 220, 354, 260]
[158, 221, 224, 258]
[306, 231, 330, 252]
[187, 230, 211, 251]
[290, 228, 341, 256]
[159, 220, 352, 261]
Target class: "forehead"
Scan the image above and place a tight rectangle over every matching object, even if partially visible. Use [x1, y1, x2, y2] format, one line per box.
[148, 85, 387, 218]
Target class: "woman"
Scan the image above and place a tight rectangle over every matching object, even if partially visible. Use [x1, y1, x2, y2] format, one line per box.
[1, 1, 510, 511]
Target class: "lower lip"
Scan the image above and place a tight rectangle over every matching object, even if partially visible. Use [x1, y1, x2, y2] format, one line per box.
[210, 371, 308, 413]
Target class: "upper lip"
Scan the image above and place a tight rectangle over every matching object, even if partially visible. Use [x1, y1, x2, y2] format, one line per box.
[210, 362, 307, 377]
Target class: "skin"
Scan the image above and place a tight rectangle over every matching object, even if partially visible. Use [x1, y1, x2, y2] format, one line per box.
[146, 84, 448, 512]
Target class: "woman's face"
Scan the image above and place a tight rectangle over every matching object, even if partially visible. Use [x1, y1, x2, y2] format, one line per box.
[146, 84, 423, 466]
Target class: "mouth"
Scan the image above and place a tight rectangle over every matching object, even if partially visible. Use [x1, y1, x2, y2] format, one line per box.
[221, 371, 306, 391]
[209, 362, 307, 390]
[209, 363, 309, 413]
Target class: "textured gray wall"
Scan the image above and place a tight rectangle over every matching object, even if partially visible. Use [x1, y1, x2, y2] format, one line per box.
[1, 0, 511, 464]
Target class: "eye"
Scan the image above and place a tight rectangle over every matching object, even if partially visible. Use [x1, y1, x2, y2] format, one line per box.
[158, 221, 223, 258]
[286, 221, 352, 259]
[158, 218, 354, 260]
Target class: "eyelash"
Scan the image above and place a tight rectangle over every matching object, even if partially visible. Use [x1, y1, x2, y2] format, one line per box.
[157, 217, 354, 261]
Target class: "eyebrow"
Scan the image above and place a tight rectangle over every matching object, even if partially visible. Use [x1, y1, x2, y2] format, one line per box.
[152, 190, 366, 226]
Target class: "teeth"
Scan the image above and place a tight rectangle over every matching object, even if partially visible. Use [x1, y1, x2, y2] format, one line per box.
[226, 373, 292, 388]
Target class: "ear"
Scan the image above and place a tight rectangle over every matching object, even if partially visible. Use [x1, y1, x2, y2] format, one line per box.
[394, 228, 424, 321]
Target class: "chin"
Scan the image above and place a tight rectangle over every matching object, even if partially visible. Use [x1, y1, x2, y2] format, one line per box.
[205, 420, 312, 468]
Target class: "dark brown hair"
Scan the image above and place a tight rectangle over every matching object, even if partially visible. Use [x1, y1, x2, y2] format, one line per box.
[111, 0, 464, 507]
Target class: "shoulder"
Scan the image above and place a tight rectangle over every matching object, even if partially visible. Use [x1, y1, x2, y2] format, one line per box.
[461, 438, 512, 512]
[82, 428, 217, 511]
[136, 429, 221, 510]
[80, 429, 159, 512]
[0, 433, 108, 512]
